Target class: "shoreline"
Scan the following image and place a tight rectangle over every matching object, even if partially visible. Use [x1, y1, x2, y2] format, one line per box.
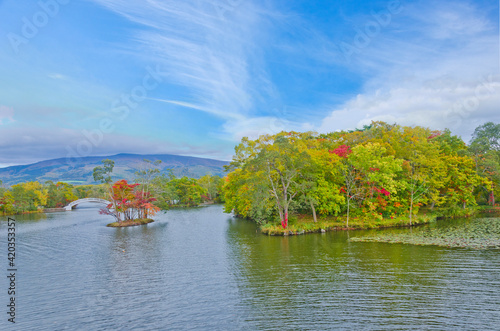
[259, 207, 500, 237]
[106, 218, 154, 227]
[260, 214, 437, 236]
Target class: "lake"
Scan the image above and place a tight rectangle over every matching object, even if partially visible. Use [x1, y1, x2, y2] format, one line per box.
[1, 204, 499, 330]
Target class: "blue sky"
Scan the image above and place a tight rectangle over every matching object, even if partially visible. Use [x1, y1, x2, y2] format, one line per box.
[0, 0, 499, 166]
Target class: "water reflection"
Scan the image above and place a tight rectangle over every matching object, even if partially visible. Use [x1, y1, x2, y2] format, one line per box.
[0, 211, 47, 228]
[226, 215, 500, 329]
[85, 219, 171, 326]
[1, 205, 499, 330]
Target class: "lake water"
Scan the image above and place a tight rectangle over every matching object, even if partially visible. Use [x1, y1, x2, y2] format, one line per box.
[1, 204, 499, 330]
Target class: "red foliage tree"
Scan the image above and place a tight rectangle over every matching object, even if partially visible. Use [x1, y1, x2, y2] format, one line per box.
[330, 145, 352, 158]
[99, 179, 159, 222]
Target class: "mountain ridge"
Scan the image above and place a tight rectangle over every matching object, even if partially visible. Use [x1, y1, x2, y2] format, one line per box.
[0, 153, 229, 186]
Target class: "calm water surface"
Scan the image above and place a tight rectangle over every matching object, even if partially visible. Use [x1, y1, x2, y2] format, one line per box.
[1, 204, 499, 330]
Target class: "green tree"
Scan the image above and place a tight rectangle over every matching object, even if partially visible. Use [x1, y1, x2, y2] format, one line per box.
[471, 122, 500, 152]
[93, 159, 115, 184]
[93, 159, 119, 219]
[135, 159, 162, 195]
[172, 177, 204, 206]
[0, 191, 15, 215]
[470, 122, 500, 205]
[45, 181, 77, 208]
[0, 179, 5, 196]
[252, 134, 313, 228]
[152, 171, 178, 208]
[10, 181, 48, 212]
[396, 128, 441, 224]
[197, 174, 220, 201]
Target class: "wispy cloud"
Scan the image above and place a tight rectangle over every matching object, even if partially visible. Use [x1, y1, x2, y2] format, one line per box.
[147, 97, 243, 120]
[2, 0, 498, 167]
[90, 0, 273, 123]
[47, 73, 69, 80]
[407, 1, 493, 40]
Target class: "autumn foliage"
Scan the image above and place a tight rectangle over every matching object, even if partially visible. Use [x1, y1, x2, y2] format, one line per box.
[99, 179, 159, 222]
[330, 145, 352, 158]
[223, 121, 499, 228]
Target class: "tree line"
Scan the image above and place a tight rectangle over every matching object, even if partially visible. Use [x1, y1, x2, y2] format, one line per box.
[0, 159, 224, 216]
[2, 121, 498, 228]
[223, 121, 500, 228]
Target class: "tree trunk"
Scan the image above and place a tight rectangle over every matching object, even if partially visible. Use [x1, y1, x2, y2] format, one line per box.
[409, 193, 413, 226]
[346, 197, 350, 228]
[278, 208, 284, 228]
[284, 204, 289, 229]
[309, 197, 317, 223]
[107, 186, 121, 222]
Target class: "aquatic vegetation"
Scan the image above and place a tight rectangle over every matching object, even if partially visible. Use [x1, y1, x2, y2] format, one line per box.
[350, 217, 500, 249]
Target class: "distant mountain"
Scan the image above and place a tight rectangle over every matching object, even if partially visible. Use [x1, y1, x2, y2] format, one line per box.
[0, 153, 229, 186]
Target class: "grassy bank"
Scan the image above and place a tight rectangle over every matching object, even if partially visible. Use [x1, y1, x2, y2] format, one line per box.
[349, 217, 500, 249]
[106, 218, 154, 227]
[261, 213, 436, 236]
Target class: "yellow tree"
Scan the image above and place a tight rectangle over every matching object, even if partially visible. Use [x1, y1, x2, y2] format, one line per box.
[225, 132, 315, 228]
[303, 138, 344, 221]
[253, 133, 314, 228]
[346, 142, 402, 226]
[11, 181, 48, 212]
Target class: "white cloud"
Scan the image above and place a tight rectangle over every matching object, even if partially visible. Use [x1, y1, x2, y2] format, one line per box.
[221, 116, 292, 142]
[0, 127, 231, 165]
[319, 79, 500, 137]
[318, 1, 500, 141]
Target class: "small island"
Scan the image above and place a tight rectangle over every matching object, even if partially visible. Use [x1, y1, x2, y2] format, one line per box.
[106, 218, 155, 227]
[93, 161, 160, 228]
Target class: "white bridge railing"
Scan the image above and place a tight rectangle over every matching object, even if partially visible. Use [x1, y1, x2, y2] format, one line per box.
[64, 198, 111, 211]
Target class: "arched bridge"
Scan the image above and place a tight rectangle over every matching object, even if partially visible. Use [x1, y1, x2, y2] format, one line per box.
[64, 198, 111, 211]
